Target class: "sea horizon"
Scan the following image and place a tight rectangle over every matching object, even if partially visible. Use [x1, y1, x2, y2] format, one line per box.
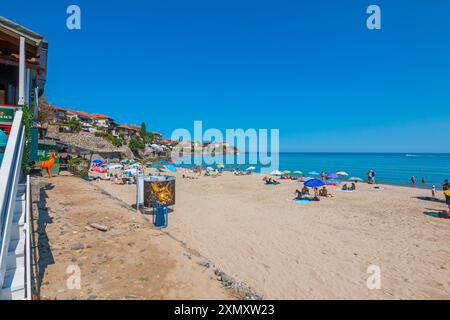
[174, 152, 450, 187]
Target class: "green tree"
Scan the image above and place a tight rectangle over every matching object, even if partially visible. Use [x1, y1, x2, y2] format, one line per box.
[146, 132, 154, 144]
[140, 122, 147, 139]
[129, 136, 145, 151]
[21, 104, 33, 173]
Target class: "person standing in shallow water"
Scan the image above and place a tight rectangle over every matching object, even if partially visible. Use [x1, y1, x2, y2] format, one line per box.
[411, 176, 416, 186]
[367, 170, 375, 184]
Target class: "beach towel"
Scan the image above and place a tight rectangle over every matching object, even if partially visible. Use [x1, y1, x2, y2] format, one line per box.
[294, 199, 311, 204]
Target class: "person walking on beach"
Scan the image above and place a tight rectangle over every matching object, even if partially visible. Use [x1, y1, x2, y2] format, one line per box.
[431, 185, 436, 198]
[443, 179, 450, 214]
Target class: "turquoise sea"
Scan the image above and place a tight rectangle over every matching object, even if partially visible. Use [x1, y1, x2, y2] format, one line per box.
[175, 153, 450, 188]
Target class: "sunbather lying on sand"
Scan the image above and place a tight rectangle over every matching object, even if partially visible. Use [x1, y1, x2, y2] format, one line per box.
[264, 178, 280, 185]
[182, 175, 198, 180]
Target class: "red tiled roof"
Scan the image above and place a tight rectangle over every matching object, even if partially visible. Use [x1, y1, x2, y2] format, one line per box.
[117, 124, 139, 131]
[47, 106, 67, 112]
[75, 111, 92, 118]
[91, 114, 111, 120]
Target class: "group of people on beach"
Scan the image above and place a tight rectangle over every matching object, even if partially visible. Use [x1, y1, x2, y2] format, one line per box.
[263, 176, 281, 185]
[295, 186, 333, 202]
[342, 183, 356, 191]
[410, 176, 427, 185]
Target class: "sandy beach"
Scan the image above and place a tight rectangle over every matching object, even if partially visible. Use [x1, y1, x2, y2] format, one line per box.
[94, 170, 450, 300]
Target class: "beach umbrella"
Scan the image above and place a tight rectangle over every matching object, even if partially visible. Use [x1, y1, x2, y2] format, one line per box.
[327, 173, 339, 179]
[303, 177, 314, 182]
[271, 170, 284, 176]
[294, 171, 303, 175]
[165, 164, 177, 172]
[283, 170, 291, 174]
[93, 160, 103, 165]
[337, 171, 349, 176]
[206, 166, 214, 171]
[108, 164, 123, 171]
[304, 179, 325, 188]
[217, 164, 225, 169]
[309, 171, 319, 176]
[124, 168, 138, 176]
[350, 177, 364, 182]
[246, 166, 256, 171]
[326, 179, 341, 185]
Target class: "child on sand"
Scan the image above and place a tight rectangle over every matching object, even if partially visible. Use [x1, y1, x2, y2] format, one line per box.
[431, 185, 436, 198]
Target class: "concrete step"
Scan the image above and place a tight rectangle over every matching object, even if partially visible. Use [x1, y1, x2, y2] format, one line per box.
[0, 287, 25, 300]
[6, 252, 24, 272]
[9, 223, 26, 242]
[0, 184, 28, 300]
[8, 238, 25, 257]
[0, 267, 26, 300]
[13, 199, 25, 223]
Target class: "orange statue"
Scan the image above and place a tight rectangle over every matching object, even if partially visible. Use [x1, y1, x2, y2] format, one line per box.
[40, 153, 57, 178]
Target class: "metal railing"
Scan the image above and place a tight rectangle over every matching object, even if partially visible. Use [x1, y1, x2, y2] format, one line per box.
[0, 110, 25, 288]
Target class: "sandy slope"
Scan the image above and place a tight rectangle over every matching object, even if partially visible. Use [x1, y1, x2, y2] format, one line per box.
[36, 176, 232, 300]
[97, 171, 450, 299]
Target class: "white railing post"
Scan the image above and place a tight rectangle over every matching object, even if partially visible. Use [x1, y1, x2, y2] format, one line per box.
[18, 37, 26, 107]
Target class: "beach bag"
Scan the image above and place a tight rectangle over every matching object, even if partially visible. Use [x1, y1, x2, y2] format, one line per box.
[444, 189, 450, 197]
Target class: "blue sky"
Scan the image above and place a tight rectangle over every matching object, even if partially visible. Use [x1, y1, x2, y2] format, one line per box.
[2, 1, 450, 152]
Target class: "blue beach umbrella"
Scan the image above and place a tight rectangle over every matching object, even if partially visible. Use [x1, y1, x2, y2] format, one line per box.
[304, 179, 325, 188]
[309, 171, 319, 176]
[93, 160, 103, 164]
[326, 179, 341, 185]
